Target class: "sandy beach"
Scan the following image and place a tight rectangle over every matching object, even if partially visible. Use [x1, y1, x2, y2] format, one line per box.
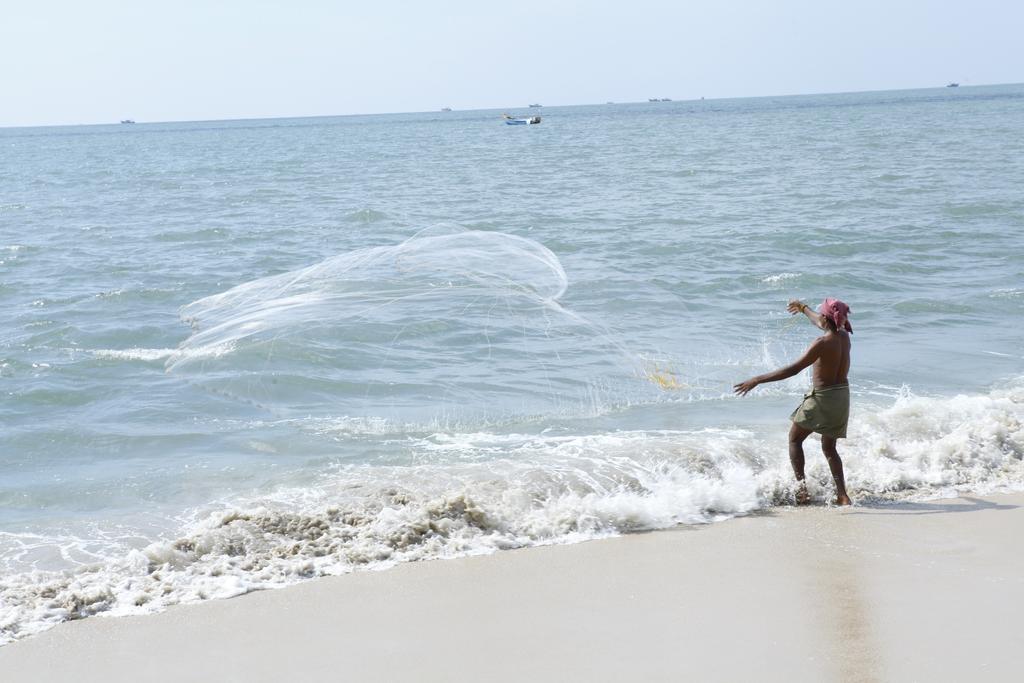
[1, 493, 1020, 682]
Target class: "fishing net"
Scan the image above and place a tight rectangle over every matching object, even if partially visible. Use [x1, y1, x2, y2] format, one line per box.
[168, 225, 665, 427]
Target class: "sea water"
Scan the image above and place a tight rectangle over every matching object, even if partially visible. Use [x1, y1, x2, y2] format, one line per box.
[1, 85, 1022, 644]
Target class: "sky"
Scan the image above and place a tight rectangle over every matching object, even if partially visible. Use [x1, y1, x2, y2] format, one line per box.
[1, 0, 1021, 127]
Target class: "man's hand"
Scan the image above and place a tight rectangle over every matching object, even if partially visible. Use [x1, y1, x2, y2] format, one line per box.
[789, 298, 827, 330]
[733, 378, 760, 396]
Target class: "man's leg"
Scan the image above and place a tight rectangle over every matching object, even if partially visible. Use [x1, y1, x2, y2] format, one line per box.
[821, 436, 852, 506]
[788, 422, 812, 504]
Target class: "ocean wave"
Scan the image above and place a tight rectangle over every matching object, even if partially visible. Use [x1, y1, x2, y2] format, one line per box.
[759, 272, 800, 286]
[343, 207, 390, 223]
[1, 380, 1022, 646]
[89, 344, 235, 363]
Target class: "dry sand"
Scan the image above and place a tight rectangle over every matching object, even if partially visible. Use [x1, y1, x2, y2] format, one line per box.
[1, 493, 1021, 682]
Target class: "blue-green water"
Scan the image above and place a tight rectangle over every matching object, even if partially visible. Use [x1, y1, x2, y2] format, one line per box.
[1, 85, 1023, 643]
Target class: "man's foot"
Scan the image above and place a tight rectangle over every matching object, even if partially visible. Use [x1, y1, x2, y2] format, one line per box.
[834, 494, 853, 506]
[795, 484, 810, 506]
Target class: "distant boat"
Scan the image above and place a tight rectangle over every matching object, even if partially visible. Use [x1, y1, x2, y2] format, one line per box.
[502, 114, 541, 125]
[648, 98, 659, 102]
[528, 103, 542, 108]
[441, 107, 452, 112]
[120, 119, 135, 124]
[946, 82, 960, 88]
[660, 98, 672, 102]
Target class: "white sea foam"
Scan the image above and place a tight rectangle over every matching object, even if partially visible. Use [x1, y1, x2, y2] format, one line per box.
[2, 380, 1022, 646]
[90, 344, 235, 363]
[760, 272, 800, 286]
[91, 348, 179, 362]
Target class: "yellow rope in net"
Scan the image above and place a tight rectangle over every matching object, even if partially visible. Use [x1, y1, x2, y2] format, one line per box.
[642, 360, 687, 390]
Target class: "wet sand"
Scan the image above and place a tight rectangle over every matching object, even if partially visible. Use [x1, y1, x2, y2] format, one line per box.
[1, 493, 1021, 682]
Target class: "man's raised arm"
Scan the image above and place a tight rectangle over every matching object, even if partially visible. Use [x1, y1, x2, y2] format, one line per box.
[788, 299, 826, 330]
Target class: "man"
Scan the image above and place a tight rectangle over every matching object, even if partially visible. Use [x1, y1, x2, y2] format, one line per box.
[734, 298, 853, 506]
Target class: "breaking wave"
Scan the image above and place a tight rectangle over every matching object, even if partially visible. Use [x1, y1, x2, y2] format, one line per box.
[2, 379, 1022, 645]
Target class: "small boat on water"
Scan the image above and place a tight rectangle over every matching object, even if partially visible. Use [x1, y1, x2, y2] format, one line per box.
[120, 119, 135, 124]
[528, 103, 542, 108]
[946, 82, 959, 88]
[441, 107, 452, 112]
[502, 114, 541, 125]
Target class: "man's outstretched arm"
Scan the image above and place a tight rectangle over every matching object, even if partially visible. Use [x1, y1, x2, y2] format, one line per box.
[734, 341, 822, 396]
[788, 299, 826, 330]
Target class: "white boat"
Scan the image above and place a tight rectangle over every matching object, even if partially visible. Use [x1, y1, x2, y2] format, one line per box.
[502, 114, 541, 125]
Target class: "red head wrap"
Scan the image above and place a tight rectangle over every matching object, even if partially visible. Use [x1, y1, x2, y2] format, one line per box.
[818, 298, 852, 333]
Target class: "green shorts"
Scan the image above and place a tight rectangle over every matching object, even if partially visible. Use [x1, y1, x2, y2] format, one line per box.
[790, 383, 850, 439]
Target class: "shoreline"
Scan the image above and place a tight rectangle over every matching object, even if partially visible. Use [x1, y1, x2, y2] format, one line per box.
[2, 493, 1022, 682]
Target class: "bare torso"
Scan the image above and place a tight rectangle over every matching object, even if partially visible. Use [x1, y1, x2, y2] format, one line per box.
[812, 329, 850, 388]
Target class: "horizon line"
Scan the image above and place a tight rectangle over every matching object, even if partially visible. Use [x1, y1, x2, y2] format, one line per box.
[2, 81, 1019, 131]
